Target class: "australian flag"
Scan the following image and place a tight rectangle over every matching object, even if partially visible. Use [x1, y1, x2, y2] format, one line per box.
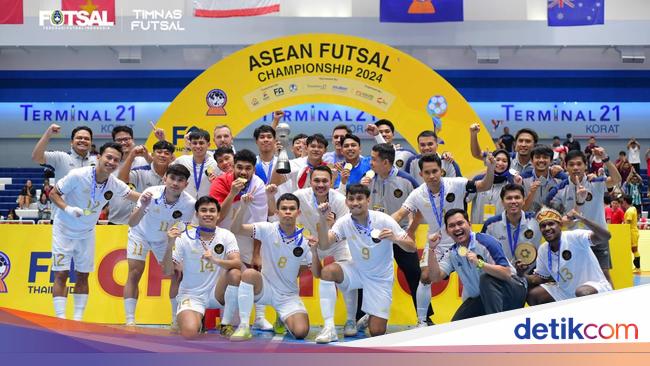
[548, 0, 604, 26]
[380, 0, 463, 23]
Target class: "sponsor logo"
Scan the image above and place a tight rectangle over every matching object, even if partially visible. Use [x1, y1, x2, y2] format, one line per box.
[0, 251, 11, 293]
[514, 317, 638, 341]
[206, 89, 227, 116]
[39, 9, 114, 29]
[131, 9, 185, 31]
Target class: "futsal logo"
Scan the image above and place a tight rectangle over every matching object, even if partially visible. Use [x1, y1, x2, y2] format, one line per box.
[206, 89, 227, 116]
[0, 251, 11, 293]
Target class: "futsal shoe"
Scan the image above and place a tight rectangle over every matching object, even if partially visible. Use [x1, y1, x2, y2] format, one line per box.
[252, 317, 274, 331]
[356, 314, 369, 332]
[220, 324, 235, 338]
[126, 321, 136, 327]
[315, 326, 339, 344]
[416, 320, 428, 328]
[343, 320, 358, 337]
[273, 317, 286, 335]
[230, 326, 252, 342]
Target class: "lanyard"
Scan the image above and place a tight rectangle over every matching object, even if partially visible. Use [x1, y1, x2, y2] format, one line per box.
[255, 157, 275, 184]
[278, 225, 304, 247]
[547, 239, 562, 282]
[352, 215, 372, 237]
[154, 188, 178, 209]
[192, 158, 206, 194]
[428, 183, 445, 229]
[506, 217, 522, 256]
[90, 167, 107, 208]
[186, 226, 216, 240]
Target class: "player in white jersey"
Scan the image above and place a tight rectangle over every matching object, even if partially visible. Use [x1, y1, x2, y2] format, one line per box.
[520, 145, 567, 213]
[481, 184, 541, 266]
[392, 153, 495, 327]
[315, 184, 416, 342]
[162, 196, 241, 339]
[48, 142, 139, 320]
[294, 166, 359, 338]
[365, 120, 416, 172]
[525, 207, 612, 304]
[123, 165, 195, 326]
[229, 193, 313, 341]
[172, 129, 219, 200]
[405, 130, 461, 185]
[32, 124, 97, 182]
[545, 149, 621, 284]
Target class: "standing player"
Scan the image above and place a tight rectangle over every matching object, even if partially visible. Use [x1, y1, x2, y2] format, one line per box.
[323, 125, 352, 164]
[392, 153, 495, 326]
[335, 134, 372, 188]
[48, 142, 139, 320]
[214, 147, 235, 175]
[32, 124, 97, 182]
[621, 195, 641, 273]
[293, 166, 359, 339]
[123, 164, 195, 326]
[526, 207, 613, 304]
[162, 196, 241, 339]
[229, 193, 312, 341]
[427, 209, 527, 320]
[482, 184, 541, 265]
[470, 124, 537, 173]
[253, 125, 277, 185]
[405, 130, 461, 185]
[365, 120, 416, 172]
[172, 129, 218, 200]
[316, 184, 416, 341]
[520, 145, 567, 213]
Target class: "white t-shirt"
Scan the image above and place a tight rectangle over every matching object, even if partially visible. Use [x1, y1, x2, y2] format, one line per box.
[402, 178, 471, 249]
[628, 146, 641, 164]
[44, 150, 97, 182]
[54, 166, 131, 238]
[405, 154, 460, 186]
[172, 155, 218, 199]
[173, 227, 239, 298]
[330, 211, 406, 281]
[534, 230, 608, 300]
[294, 188, 348, 235]
[129, 185, 196, 244]
[107, 156, 148, 224]
[253, 222, 312, 297]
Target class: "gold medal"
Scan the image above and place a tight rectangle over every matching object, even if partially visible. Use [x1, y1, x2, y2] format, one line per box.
[344, 163, 352, 170]
[457, 246, 468, 257]
[514, 243, 537, 265]
[83, 209, 92, 216]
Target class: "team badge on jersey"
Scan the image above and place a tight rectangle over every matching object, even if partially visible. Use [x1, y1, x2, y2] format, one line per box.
[214, 243, 224, 255]
[395, 159, 404, 168]
[293, 247, 304, 257]
[586, 192, 593, 202]
[524, 229, 534, 239]
[394, 189, 403, 198]
[562, 250, 572, 260]
[172, 210, 182, 219]
[446, 193, 456, 202]
[104, 191, 113, 200]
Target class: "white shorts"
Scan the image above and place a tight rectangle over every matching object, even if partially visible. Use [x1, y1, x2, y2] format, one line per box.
[236, 234, 254, 265]
[419, 244, 449, 268]
[255, 275, 307, 322]
[317, 242, 352, 262]
[338, 262, 393, 319]
[541, 280, 613, 302]
[176, 288, 223, 316]
[127, 236, 166, 263]
[51, 232, 95, 273]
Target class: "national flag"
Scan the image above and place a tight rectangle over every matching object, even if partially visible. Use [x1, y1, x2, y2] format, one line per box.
[380, 0, 463, 23]
[548, 0, 604, 27]
[194, 0, 280, 18]
[0, 0, 23, 24]
[62, 0, 116, 24]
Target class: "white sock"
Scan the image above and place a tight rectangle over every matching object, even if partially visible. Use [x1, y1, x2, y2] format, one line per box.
[53, 296, 67, 319]
[255, 303, 266, 321]
[170, 297, 178, 324]
[416, 282, 431, 322]
[342, 288, 358, 322]
[124, 298, 137, 324]
[73, 294, 88, 321]
[222, 285, 238, 326]
[319, 280, 337, 328]
[238, 282, 254, 327]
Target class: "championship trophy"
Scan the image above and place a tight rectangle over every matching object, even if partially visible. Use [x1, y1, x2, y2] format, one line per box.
[275, 122, 292, 174]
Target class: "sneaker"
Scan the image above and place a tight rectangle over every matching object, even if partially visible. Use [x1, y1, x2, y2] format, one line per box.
[343, 320, 358, 337]
[230, 326, 252, 342]
[252, 317, 274, 331]
[356, 314, 369, 332]
[125, 321, 136, 327]
[315, 325, 339, 344]
[273, 318, 286, 335]
[416, 320, 428, 328]
[220, 324, 235, 338]
[634, 268, 642, 274]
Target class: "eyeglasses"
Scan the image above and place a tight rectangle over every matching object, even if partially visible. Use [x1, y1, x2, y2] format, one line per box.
[115, 137, 133, 143]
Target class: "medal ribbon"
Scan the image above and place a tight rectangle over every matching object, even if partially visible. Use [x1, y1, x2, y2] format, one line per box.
[278, 226, 304, 248]
[186, 225, 216, 240]
[547, 238, 562, 282]
[90, 167, 107, 210]
[428, 183, 445, 229]
[506, 217, 522, 258]
[192, 159, 206, 194]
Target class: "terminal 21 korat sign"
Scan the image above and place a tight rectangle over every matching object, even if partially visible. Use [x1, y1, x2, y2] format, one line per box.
[472, 102, 646, 140]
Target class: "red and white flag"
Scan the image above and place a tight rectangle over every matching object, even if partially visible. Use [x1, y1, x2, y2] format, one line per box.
[194, 0, 280, 18]
[0, 0, 23, 24]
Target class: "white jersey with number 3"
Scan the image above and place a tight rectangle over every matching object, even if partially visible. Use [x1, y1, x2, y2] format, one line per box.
[330, 211, 406, 281]
[129, 185, 196, 244]
[253, 222, 312, 297]
[173, 227, 239, 298]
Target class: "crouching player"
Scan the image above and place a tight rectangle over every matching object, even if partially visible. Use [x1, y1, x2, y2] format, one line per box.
[162, 196, 241, 339]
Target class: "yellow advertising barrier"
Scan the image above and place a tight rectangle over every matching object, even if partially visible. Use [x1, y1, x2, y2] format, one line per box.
[0, 224, 632, 325]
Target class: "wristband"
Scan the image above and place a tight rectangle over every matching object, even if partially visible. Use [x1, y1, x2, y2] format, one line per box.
[476, 259, 485, 269]
[576, 201, 585, 206]
[602, 156, 610, 163]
